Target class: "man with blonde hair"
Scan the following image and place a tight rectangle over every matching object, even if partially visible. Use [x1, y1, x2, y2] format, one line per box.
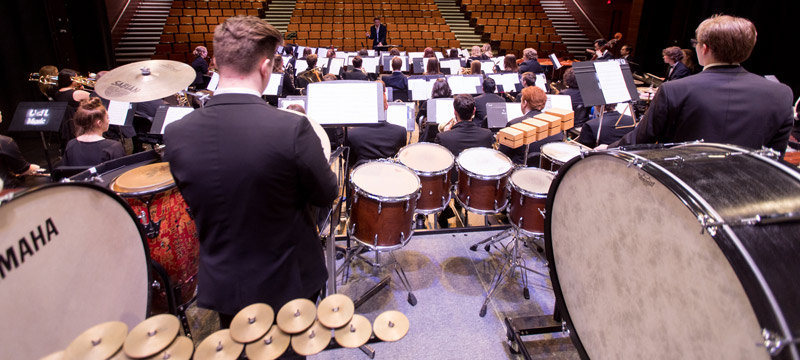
[519, 48, 544, 74]
[613, 15, 793, 155]
[165, 16, 338, 328]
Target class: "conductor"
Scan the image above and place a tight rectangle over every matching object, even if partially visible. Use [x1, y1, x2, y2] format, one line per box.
[164, 16, 338, 327]
[365, 17, 387, 49]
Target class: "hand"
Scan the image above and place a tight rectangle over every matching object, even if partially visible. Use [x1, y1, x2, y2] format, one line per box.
[365, 32, 369, 37]
[595, 144, 609, 150]
[378, 42, 383, 46]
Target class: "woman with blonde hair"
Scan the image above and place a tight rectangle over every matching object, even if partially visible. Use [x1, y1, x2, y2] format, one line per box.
[60, 98, 125, 167]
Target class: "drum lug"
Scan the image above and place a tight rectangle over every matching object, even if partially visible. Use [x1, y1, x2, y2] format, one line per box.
[626, 157, 648, 168]
[759, 328, 800, 356]
[754, 147, 780, 160]
[404, 200, 410, 213]
[467, 177, 471, 186]
[377, 202, 382, 214]
[399, 232, 405, 242]
[518, 217, 523, 228]
[697, 214, 723, 236]
[151, 280, 162, 291]
[538, 208, 546, 219]
[349, 222, 356, 235]
[466, 196, 470, 207]
[137, 210, 162, 239]
[494, 199, 499, 210]
[662, 155, 685, 168]
[441, 195, 447, 207]
[429, 190, 433, 196]
[519, 196, 524, 206]
[561, 321, 569, 335]
[353, 193, 359, 203]
[496, 180, 501, 190]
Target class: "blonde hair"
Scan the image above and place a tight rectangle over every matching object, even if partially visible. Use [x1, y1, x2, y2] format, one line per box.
[695, 14, 757, 63]
[213, 16, 282, 75]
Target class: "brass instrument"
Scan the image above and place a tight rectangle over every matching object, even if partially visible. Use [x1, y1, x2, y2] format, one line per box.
[28, 72, 97, 88]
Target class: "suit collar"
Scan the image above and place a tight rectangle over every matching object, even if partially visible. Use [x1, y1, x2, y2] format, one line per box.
[206, 93, 268, 107]
[702, 64, 744, 73]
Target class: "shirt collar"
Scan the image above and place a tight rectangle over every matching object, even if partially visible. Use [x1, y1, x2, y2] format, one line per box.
[702, 62, 740, 70]
[214, 87, 263, 97]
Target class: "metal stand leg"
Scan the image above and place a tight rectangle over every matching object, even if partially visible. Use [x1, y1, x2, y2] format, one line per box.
[469, 228, 514, 252]
[390, 251, 417, 306]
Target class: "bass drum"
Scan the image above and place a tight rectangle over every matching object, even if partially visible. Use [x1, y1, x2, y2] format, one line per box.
[0, 183, 150, 360]
[546, 143, 800, 359]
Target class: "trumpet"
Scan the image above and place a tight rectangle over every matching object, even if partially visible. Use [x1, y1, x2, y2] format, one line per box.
[28, 72, 97, 89]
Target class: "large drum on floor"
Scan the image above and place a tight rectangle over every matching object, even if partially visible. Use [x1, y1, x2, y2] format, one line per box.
[0, 183, 150, 359]
[546, 143, 800, 359]
[349, 161, 420, 250]
[455, 147, 513, 214]
[111, 162, 199, 312]
[507, 167, 554, 235]
[539, 142, 583, 172]
[397, 142, 454, 214]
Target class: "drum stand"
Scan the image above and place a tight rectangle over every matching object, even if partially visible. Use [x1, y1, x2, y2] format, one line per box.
[339, 242, 418, 307]
[479, 227, 550, 317]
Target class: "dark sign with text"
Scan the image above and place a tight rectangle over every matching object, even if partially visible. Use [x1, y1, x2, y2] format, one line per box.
[9, 102, 68, 132]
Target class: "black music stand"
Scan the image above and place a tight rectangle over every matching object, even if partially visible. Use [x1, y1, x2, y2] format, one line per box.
[375, 44, 401, 53]
[8, 102, 68, 171]
[572, 60, 639, 144]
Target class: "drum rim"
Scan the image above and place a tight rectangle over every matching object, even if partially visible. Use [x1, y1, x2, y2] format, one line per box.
[543, 143, 794, 359]
[350, 160, 422, 203]
[348, 229, 414, 251]
[0, 182, 153, 317]
[396, 142, 455, 176]
[509, 167, 553, 199]
[110, 162, 177, 196]
[455, 148, 513, 180]
[540, 142, 583, 164]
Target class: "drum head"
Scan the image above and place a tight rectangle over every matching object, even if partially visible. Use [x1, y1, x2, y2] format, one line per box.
[0, 184, 150, 359]
[510, 168, 553, 195]
[541, 142, 582, 163]
[351, 161, 420, 198]
[397, 143, 454, 174]
[548, 155, 767, 359]
[457, 147, 512, 177]
[111, 162, 175, 194]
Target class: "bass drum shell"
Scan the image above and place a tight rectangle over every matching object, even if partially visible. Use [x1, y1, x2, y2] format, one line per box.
[0, 183, 150, 360]
[545, 143, 800, 360]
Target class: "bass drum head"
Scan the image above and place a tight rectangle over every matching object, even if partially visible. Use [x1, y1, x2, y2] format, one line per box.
[456, 147, 512, 178]
[547, 154, 768, 359]
[397, 142, 454, 174]
[0, 183, 150, 359]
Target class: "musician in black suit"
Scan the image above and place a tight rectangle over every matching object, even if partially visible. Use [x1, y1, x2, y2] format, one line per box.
[342, 56, 370, 81]
[164, 16, 338, 328]
[576, 104, 635, 148]
[191, 46, 210, 89]
[473, 77, 506, 129]
[518, 48, 544, 74]
[612, 15, 794, 156]
[663, 46, 691, 81]
[560, 68, 590, 127]
[365, 17, 387, 49]
[499, 87, 563, 164]
[593, 39, 614, 60]
[382, 57, 408, 91]
[435, 94, 494, 156]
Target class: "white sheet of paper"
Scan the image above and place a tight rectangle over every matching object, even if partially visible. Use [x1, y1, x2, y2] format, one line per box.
[162, 107, 194, 130]
[367, 50, 375, 56]
[505, 102, 524, 120]
[307, 81, 384, 125]
[316, 48, 328, 57]
[335, 52, 350, 59]
[594, 61, 631, 104]
[488, 73, 520, 93]
[107, 100, 131, 126]
[408, 78, 435, 101]
[432, 98, 455, 124]
[535, 73, 547, 92]
[545, 95, 573, 111]
[386, 103, 413, 130]
[408, 52, 424, 60]
[493, 57, 505, 70]
[361, 56, 380, 74]
[422, 57, 431, 72]
[297, 46, 306, 57]
[263, 73, 283, 95]
[206, 72, 220, 92]
[549, 53, 562, 70]
[328, 58, 345, 76]
[435, 52, 444, 59]
[283, 57, 293, 70]
[440, 59, 461, 75]
[481, 61, 495, 74]
[295, 60, 309, 75]
[280, 99, 305, 109]
[447, 75, 482, 94]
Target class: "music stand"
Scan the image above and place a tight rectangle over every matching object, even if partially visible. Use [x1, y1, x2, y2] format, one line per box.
[375, 45, 401, 53]
[486, 102, 523, 129]
[306, 81, 385, 126]
[573, 60, 639, 144]
[150, 106, 194, 136]
[8, 102, 68, 171]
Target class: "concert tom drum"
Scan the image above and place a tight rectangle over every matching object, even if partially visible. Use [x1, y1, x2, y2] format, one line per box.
[397, 142, 454, 214]
[546, 143, 800, 359]
[0, 183, 149, 359]
[349, 161, 420, 250]
[111, 162, 199, 313]
[539, 142, 583, 172]
[455, 147, 513, 214]
[507, 168, 554, 235]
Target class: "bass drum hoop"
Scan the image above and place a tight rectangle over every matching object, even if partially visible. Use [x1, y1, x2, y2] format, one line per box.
[544, 143, 796, 359]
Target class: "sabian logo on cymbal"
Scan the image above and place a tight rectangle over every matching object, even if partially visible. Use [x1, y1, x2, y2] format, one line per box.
[104, 80, 141, 97]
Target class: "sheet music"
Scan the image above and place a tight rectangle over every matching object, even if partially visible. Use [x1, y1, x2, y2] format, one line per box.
[447, 75, 482, 95]
[316, 48, 327, 57]
[283, 56, 293, 70]
[408, 78, 435, 101]
[328, 58, 345, 76]
[545, 95, 573, 110]
[422, 57, 431, 72]
[262, 73, 283, 95]
[488, 73, 520, 93]
[440, 59, 461, 75]
[306, 81, 384, 125]
[594, 61, 631, 104]
[480, 61, 495, 74]
[493, 57, 505, 70]
[295, 60, 309, 75]
[367, 50, 375, 56]
[549, 53, 562, 70]
[408, 52, 424, 60]
[207, 72, 220, 92]
[297, 46, 306, 57]
[535, 73, 547, 92]
[107, 100, 131, 126]
[505, 102, 524, 119]
[162, 107, 194, 132]
[387, 102, 414, 131]
[361, 56, 380, 74]
[335, 51, 350, 59]
[430, 98, 455, 124]
[435, 52, 444, 59]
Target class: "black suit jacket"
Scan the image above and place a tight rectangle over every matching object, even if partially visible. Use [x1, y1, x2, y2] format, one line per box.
[368, 24, 387, 48]
[435, 120, 494, 157]
[576, 110, 635, 148]
[473, 93, 507, 128]
[192, 56, 209, 88]
[666, 62, 691, 81]
[342, 69, 369, 81]
[164, 93, 338, 315]
[595, 51, 613, 61]
[383, 71, 408, 91]
[518, 59, 544, 74]
[345, 122, 407, 166]
[613, 66, 794, 154]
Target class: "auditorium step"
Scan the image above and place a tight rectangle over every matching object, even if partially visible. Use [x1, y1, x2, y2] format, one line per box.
[114, 0, 172, 65]
[263, 0, 296, 34]
[434, 0, 482, 48]
[540, 0, 593, 60]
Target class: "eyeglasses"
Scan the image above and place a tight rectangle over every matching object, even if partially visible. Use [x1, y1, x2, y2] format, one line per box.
[690, 38, 698, 47]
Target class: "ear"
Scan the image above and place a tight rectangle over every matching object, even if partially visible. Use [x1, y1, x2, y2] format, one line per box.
[260, 57, 272, 77]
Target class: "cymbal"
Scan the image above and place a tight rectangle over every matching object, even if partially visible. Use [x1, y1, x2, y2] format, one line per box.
[39, 350, 64, 360]
[244, 325, 290, 360]
[317, 294, 355, 329]
[63, 321, 128, 360]
[276, 299, 316, 334]
[123, 314, 180, 358]
[145, 336, 193, 360]
[373, 310, 409, 342]
[334, 314, 372, 348]
[290, 320, 331, 356]
[230, 303, 275, 344]
[194, 329, 243, 360]
[94, 60, 195, 103]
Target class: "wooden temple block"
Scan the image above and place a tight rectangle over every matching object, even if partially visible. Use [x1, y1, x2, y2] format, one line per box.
[497, 127, 525, 148]
[533, 113, 562, 136]
[510, 122, 537, 144]
[522, 119, 549, 141]
[545, 108, 575, 130]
